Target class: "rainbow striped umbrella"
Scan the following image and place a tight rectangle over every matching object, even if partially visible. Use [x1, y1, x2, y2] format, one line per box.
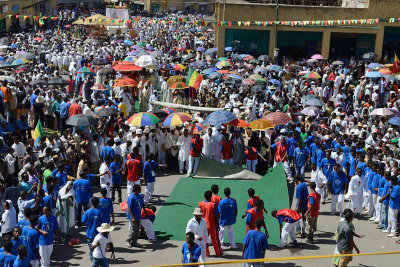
[123, 56, 137, 63]
[215, 60, 233, 68]
[304, 71, 321, 79]
[186, 123, 205, 133]
[11, 58, 29, 66]
[127, 112, 160, 127]
[162, 107, 176, 114]
[264, 112, 292, 126]
[77, 67, 96, 76]
[163, 113, 192, 126]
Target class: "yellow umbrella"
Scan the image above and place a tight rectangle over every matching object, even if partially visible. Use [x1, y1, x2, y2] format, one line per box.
[249, 119, 274, 130]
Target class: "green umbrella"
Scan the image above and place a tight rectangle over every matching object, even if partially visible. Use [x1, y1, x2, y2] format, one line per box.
[218, 57, 227, 61]
[254, 78, 267, 83]
[137, 42, 146, 48]
[249, 59, 260, 64]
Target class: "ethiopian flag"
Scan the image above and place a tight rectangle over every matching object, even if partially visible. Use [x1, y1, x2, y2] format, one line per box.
[186, 67, 203, 90]
[38, 18, 44, 27]
[33, 119, 44, 146]
[393, 53, 400, 74]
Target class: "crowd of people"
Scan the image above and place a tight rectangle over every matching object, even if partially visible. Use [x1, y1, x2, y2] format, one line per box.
[0, 3, 398, 267]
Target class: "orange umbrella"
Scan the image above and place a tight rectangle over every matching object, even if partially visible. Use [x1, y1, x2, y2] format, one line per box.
[379, 68, 392, 75]
[227, 119, 250, 128]
[112, 61, 142, 72]
[113, 78, 137, 87]
[250, 119, 274, 130]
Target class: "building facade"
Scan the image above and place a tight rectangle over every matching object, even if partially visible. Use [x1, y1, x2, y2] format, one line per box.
[214, 0, 400, 60]
[143, 0, 215, 14]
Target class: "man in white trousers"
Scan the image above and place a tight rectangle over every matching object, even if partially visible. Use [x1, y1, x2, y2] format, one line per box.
[186, 208, 210, 265]
[328, 164, 349, 215]
[218, 187, 237, 249]
[310, 163, 328, 203]
[388, 178, 400, 237]
[269, 136, 292, 181]
[271, 209, 300, 248]
[38, 206, 60, 267]
[367, 163, 377, 219]
[346, 168, 368, 216]
[99, 156, 113, 198]
[177, 129, 191, 174]
[141, 206, 157, 242]
[187, 133, 203, 177]
[202, 128, 218, 160]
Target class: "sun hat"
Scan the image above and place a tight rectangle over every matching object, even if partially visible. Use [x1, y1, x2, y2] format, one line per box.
[96, 223, 114, 233]
[192, 207, 203, 216]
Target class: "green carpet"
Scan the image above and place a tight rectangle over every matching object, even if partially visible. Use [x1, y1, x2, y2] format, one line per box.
[154, 164, 289, 245]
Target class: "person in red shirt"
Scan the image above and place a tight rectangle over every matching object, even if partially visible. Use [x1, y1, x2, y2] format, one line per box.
[198, 190, 222, 257]
[242, 188, 268, 218]
[69, 99, 82, 117]
[244, 199, 267, 234]
[140, 206, 157, 242]
[245, 146, 266, 173]
[221, 133, 234, 166]
[67, 75, 75, 97]
[187, 133, 203, 177]
[304, 182, 321, 244]
[210, 184, 221, 207]
[269, 136, 292, 180]
[125, 152, 141, 195]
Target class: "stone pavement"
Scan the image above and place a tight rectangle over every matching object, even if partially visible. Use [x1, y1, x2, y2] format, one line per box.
[51, 171, 400, 267]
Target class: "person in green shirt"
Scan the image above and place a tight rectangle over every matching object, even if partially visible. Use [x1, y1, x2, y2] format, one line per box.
[43, 161, 56, 186]
[51, 94, 61, 131]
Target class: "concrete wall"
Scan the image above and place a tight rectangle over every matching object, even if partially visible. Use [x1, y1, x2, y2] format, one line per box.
[214, 0, 400, 59]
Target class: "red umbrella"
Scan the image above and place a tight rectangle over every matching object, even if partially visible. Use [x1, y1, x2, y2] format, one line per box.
[264, 112, 292, 126]
[33, 37, 42, 42]
[113, 78, 137, 87]
[242, 56, 254, 61]
[226, 119, 250, 128]
[242, 78, 256, 86]
[217, 70, 230, 74]
[14, 67, 30, 74]
[112, 61, 142, 72]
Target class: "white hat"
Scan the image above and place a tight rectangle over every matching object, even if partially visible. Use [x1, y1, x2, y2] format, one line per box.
[183, 122, 189, 127]
[192, 207, 203, 216]
[136, 129, 143, 135]
[324, 135, 330, 140]
[36, 95, 44, 104]
[280, 128, 287, 134]
[96, 223, 114, 233]
[130, 126, 137, 131]
[114, 137, 121, 143]
[143, 128, 150, 134]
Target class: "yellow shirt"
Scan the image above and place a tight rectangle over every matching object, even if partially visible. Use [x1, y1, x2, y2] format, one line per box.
[118, 102, 127, 117]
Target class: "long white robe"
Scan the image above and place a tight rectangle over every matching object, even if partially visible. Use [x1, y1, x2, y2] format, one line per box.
[56, 181, 76, 234]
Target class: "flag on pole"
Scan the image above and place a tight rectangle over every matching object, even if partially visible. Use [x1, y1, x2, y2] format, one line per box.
[33, 119, 44, 146]
[38, 18, 44, 27]
[56, 26, 60, 35]
[393, 53, 400, 74]
[185, 67, 203, 90]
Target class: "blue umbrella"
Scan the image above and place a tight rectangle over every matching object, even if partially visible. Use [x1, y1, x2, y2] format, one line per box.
[239, 54, 252, 58]
[389, 117, 400, 126]
[208, 72, 222, 79]
[197, 47, 206, 53]
[365, 71, 383, 78]
[0, 56, 4, 61]
[267, 65, 283, 72]
[224, 47, 232, 52]
[269, 79, 281, 86]
[190, 61, 207, 68]
[124, 40, 133, 46]
[227, 74, 242, 80]
[204, 110, 237, 126]
[368, 62, 379, 69]
[230, 54, 243, 62]
[201, 69, 213, 75]
[254, 67, 268, 74]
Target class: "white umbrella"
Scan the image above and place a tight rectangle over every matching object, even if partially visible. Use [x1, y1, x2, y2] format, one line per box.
[301, 106, 320, 116]
[0, 45, 8, 50]
[0, 76, 16, 83]
[370, 108, 395, 116]
[136, 55, 157, 69]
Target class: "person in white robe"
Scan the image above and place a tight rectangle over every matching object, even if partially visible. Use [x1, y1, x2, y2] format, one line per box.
[56, 181, 75, 236]
[346, 168, 368, 215]
[310, 163, 328, 203]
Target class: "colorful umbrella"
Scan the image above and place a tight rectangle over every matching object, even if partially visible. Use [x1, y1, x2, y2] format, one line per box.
[264, 112, 292, 126]
[163, 113, 192, 126]
[136, 42, 146, 48]
[217, 70, 230, 74]
[169, 82, 188, 90]
[379, 68, 392, 75]
[242, 78, 256, 86]
[186, 123, 205, 133]
[227, 119, 250, 128]
[112, 61, 142, 72]
[113, 78, 137, 87]
[162, 107, 176, 114]
[167, 76, 185, 86]
[123, 56, 137, 63]
[215, 60, 233, 68]
[11, 58, 29, 66]
[91, 84, 107, 90]
[174, 64, 186, 71]
[217, 57, 227, 61]
[304, 71, 321, 79]
[127, 112, 160, 127]
[249, 119, 274, 130]
[204, 110, 237, 126]
[77, 67, 96, 75]
[242, 56, 254, 61]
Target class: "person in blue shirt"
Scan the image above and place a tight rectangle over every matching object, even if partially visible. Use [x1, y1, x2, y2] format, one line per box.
[316, 144, 326, 169]
[110, 154, 123, 203]
[37, 206, 59, 267]
[309, 138, 319, 166]
[11, 227, 22, 256]
[59, 97, 71, 132]
[388, 178, 400, 238]
[367, 163, 378, 219]
[320, 150, 336, 177]
[12, 244, 29, 267]
[41, 184, 54, 213]
[21, 215, 40, 266]
[100, 140, 115, 162]
[99, 188, 114, 225]
[82, 197, 101, 263]
[55, 163, 68, 188]
[294, 175, 308, 237]
[126, 184, 145, 248]
[143, 154, 162, 204]
[17, 115, 31, 143]
[356, 153, 367, 176]
[242, 218, 268, 265]
[375, 168, 387, 224]
[287, 132, 298, 169]
[378, 172, 391, 231]
[0, 241, 17, 266]
[294, 141, 308, 179]
[347, 149, 357, 177]
[328, 164, 349, 215]
[181, 232, 202, 266]
[218, 187, 237, 249]
[16, 208, 32, 229]
[74, 171, 98, 227]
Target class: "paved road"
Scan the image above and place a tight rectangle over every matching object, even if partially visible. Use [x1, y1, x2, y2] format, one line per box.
[52, 171, 400, 267]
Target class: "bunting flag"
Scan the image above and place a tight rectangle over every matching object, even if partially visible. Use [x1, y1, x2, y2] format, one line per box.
[186, 67, 203, 90]
[393, 53, 400, 74]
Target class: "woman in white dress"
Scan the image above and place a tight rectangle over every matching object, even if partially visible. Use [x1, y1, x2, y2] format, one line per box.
[56, 181, 75, 238]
